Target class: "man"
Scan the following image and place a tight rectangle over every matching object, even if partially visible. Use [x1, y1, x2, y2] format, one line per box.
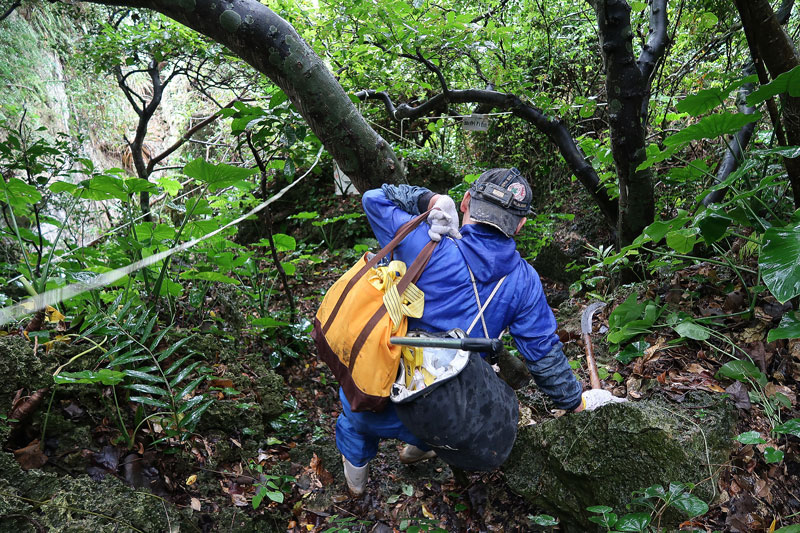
[336, 168, 623, 496]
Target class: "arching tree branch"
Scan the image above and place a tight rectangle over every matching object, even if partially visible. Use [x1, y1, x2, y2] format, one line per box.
[358, 88, 619, 226]
[637, 0, 668, 83]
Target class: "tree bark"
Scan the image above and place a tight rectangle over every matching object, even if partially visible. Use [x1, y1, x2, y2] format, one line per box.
[91, 0, 405, 193]
[735, 0, 800, 207]
[592, 0, 658, 247]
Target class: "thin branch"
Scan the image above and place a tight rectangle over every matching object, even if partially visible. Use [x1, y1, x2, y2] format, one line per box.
[146, 100, 236, 173]
[360, 88, 618, 226]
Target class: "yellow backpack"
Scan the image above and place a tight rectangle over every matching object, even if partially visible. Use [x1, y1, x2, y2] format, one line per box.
[312, 211, 436, 412]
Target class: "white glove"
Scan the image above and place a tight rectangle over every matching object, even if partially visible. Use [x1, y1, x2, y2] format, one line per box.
[427, 195, 462, 241]
[581, 389, 627, 411]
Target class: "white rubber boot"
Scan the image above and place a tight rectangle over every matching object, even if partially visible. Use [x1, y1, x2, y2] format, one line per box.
[342, 456, 368, 496]
[399, 445, 437, 464]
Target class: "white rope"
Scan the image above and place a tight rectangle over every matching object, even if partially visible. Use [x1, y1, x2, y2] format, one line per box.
[0, 147, 323, 326]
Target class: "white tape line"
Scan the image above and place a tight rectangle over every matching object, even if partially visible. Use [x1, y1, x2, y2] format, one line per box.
[0, 148, 322, 326]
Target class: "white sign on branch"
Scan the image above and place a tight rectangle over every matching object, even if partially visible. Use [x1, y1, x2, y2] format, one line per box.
[462, 114, 490, 132]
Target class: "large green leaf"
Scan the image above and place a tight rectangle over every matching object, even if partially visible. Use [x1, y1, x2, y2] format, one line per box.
[183, 157, 257, 192]
[0, 177, 42, 208]
[80, 174, 128, 201]
[666, 228, 698, 254]
[180, 270, 240, 285]
[615, 512, 651, 532]
[695, 208, 733, 244]
[747, 64, 800, 106]
[773, 418, 800, 438]
[673, 321, 711, 341]
[676, 87, 728, 117]
[272, 233, 297, 252]
[760, 222, 800, 303]
[716, 360, 766, 386]
[670, 492, 708, 518]
[767, 311, 800, 342]
[664, 112, 762, 146]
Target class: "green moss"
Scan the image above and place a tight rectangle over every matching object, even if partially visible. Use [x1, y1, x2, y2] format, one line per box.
[219, 10, 242, 33]
[0, 335, 57, 399]
[0, 450, 188, 532]
[503, 393, 736, 531]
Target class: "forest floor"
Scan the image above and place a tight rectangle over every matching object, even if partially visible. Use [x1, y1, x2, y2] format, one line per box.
[2, 199, 799, 532]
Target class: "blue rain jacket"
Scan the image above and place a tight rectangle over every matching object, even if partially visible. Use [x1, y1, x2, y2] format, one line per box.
[363, 185, 583, 410]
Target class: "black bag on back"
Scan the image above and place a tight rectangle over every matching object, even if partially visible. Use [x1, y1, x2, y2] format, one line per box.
[390, 349, 519, 471]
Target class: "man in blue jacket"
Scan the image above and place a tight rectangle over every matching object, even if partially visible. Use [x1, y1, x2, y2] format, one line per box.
[337, 168, 623, 496]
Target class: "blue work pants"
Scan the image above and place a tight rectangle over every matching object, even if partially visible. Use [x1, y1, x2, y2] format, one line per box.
[335, 387, 430, 467]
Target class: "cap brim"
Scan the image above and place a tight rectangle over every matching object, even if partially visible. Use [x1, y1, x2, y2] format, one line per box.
[469, 197, 521, 238]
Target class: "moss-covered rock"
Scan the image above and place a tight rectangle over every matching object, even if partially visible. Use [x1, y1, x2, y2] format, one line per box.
[0, 448, 188, 533]
[0, 335, 57, 398]
[503, 394, 736, 531]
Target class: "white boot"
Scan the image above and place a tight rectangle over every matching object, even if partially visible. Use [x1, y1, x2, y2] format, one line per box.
[342, 456, 368, 496]
[399, 445, 437, 464]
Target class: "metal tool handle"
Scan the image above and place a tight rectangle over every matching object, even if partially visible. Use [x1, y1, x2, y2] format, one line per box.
[389, 336, 504, 355]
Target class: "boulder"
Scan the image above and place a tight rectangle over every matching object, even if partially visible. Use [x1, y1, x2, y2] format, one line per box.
[503, 393, 737, 531]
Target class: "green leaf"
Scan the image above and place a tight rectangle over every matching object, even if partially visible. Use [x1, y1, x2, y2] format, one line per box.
[53, 369, 125, 386]
[764, 447, 784, 463]
[760, 223, 800, 303]
[252, 486, 266, 509]
[773, 418, 800, 438]
[776, 524, 800, 533]
[676, 87, 728, 117]
[252, 317, 289, 328]
[670, 493, 708, 518]
[698, 11, 718, 29]
[629, 1, 646, 11]
[272, 233, 296, 252]
[695, 208, 732, 244]
[129, 396, 170, 408]
[664, 112, 762, 146]
[269, 90, 288, 108]
[665, 228, 698, 254]
[182, 157, 257, 192]
[529, 514, 559, 526]
[673, 321, 711, 341]
[586, 505, 613, 514]
[615, 512, 651, 532]
[747, 65, 800, 106]
[180, 270, 240, 285]
[80, 174, 128, 201]
[735, 431, 765, 444]
[125, 383, 169, 396]
[0, 177, 42, 208]
[122, 369, 162, 383]
[289, 211, 318, 220]
[749, 146, 800, 159]
[716, 360, 766, 386]
[49, 181, 79, 195]
[767, 311, 800, 342]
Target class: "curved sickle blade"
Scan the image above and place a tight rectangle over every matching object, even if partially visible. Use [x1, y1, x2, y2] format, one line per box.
[581, 301, 607, 335]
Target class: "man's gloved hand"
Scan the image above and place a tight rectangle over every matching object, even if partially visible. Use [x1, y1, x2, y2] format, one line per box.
[427, 195, 462, 241]
[581, 389, 627, 411]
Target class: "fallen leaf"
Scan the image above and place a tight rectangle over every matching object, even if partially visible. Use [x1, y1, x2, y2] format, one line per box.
[14, 440, 48, 470]
[190, 497, 201, 511]
[186, 474, 198, 486]
[422, 504, 435, 519]
[44, 305, 65, 323]
[726, 382, 751, 409]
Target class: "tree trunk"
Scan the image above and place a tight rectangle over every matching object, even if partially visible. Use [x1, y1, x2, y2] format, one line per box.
[92, 0, 405, 193]
[593, 0, 655, 247]
[735, 0, 800, 208]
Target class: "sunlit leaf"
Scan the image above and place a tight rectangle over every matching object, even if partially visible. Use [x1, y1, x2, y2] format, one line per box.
[747, 65, 800, 106]
[53, 369, 125, 385]
[664, 112, 762, 146]
[760, 222, 800, 303]
[735, 431, 765, 444]
[773, 418, 800, 438]
[183, 157, 257, 192]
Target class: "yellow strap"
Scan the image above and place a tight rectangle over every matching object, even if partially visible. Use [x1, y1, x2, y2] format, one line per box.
[402, 346, 424, 387]
[367, 261, 425, 333]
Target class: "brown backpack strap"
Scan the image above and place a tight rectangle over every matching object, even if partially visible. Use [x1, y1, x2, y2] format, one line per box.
[348, 239, 437, 371]
[321, 209, 433, 334]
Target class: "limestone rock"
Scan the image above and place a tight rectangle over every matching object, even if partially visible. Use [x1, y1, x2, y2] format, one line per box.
[503, 394, 736, 531]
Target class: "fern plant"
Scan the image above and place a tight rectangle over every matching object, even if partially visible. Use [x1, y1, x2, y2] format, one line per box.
[66, 300, 214, 447]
